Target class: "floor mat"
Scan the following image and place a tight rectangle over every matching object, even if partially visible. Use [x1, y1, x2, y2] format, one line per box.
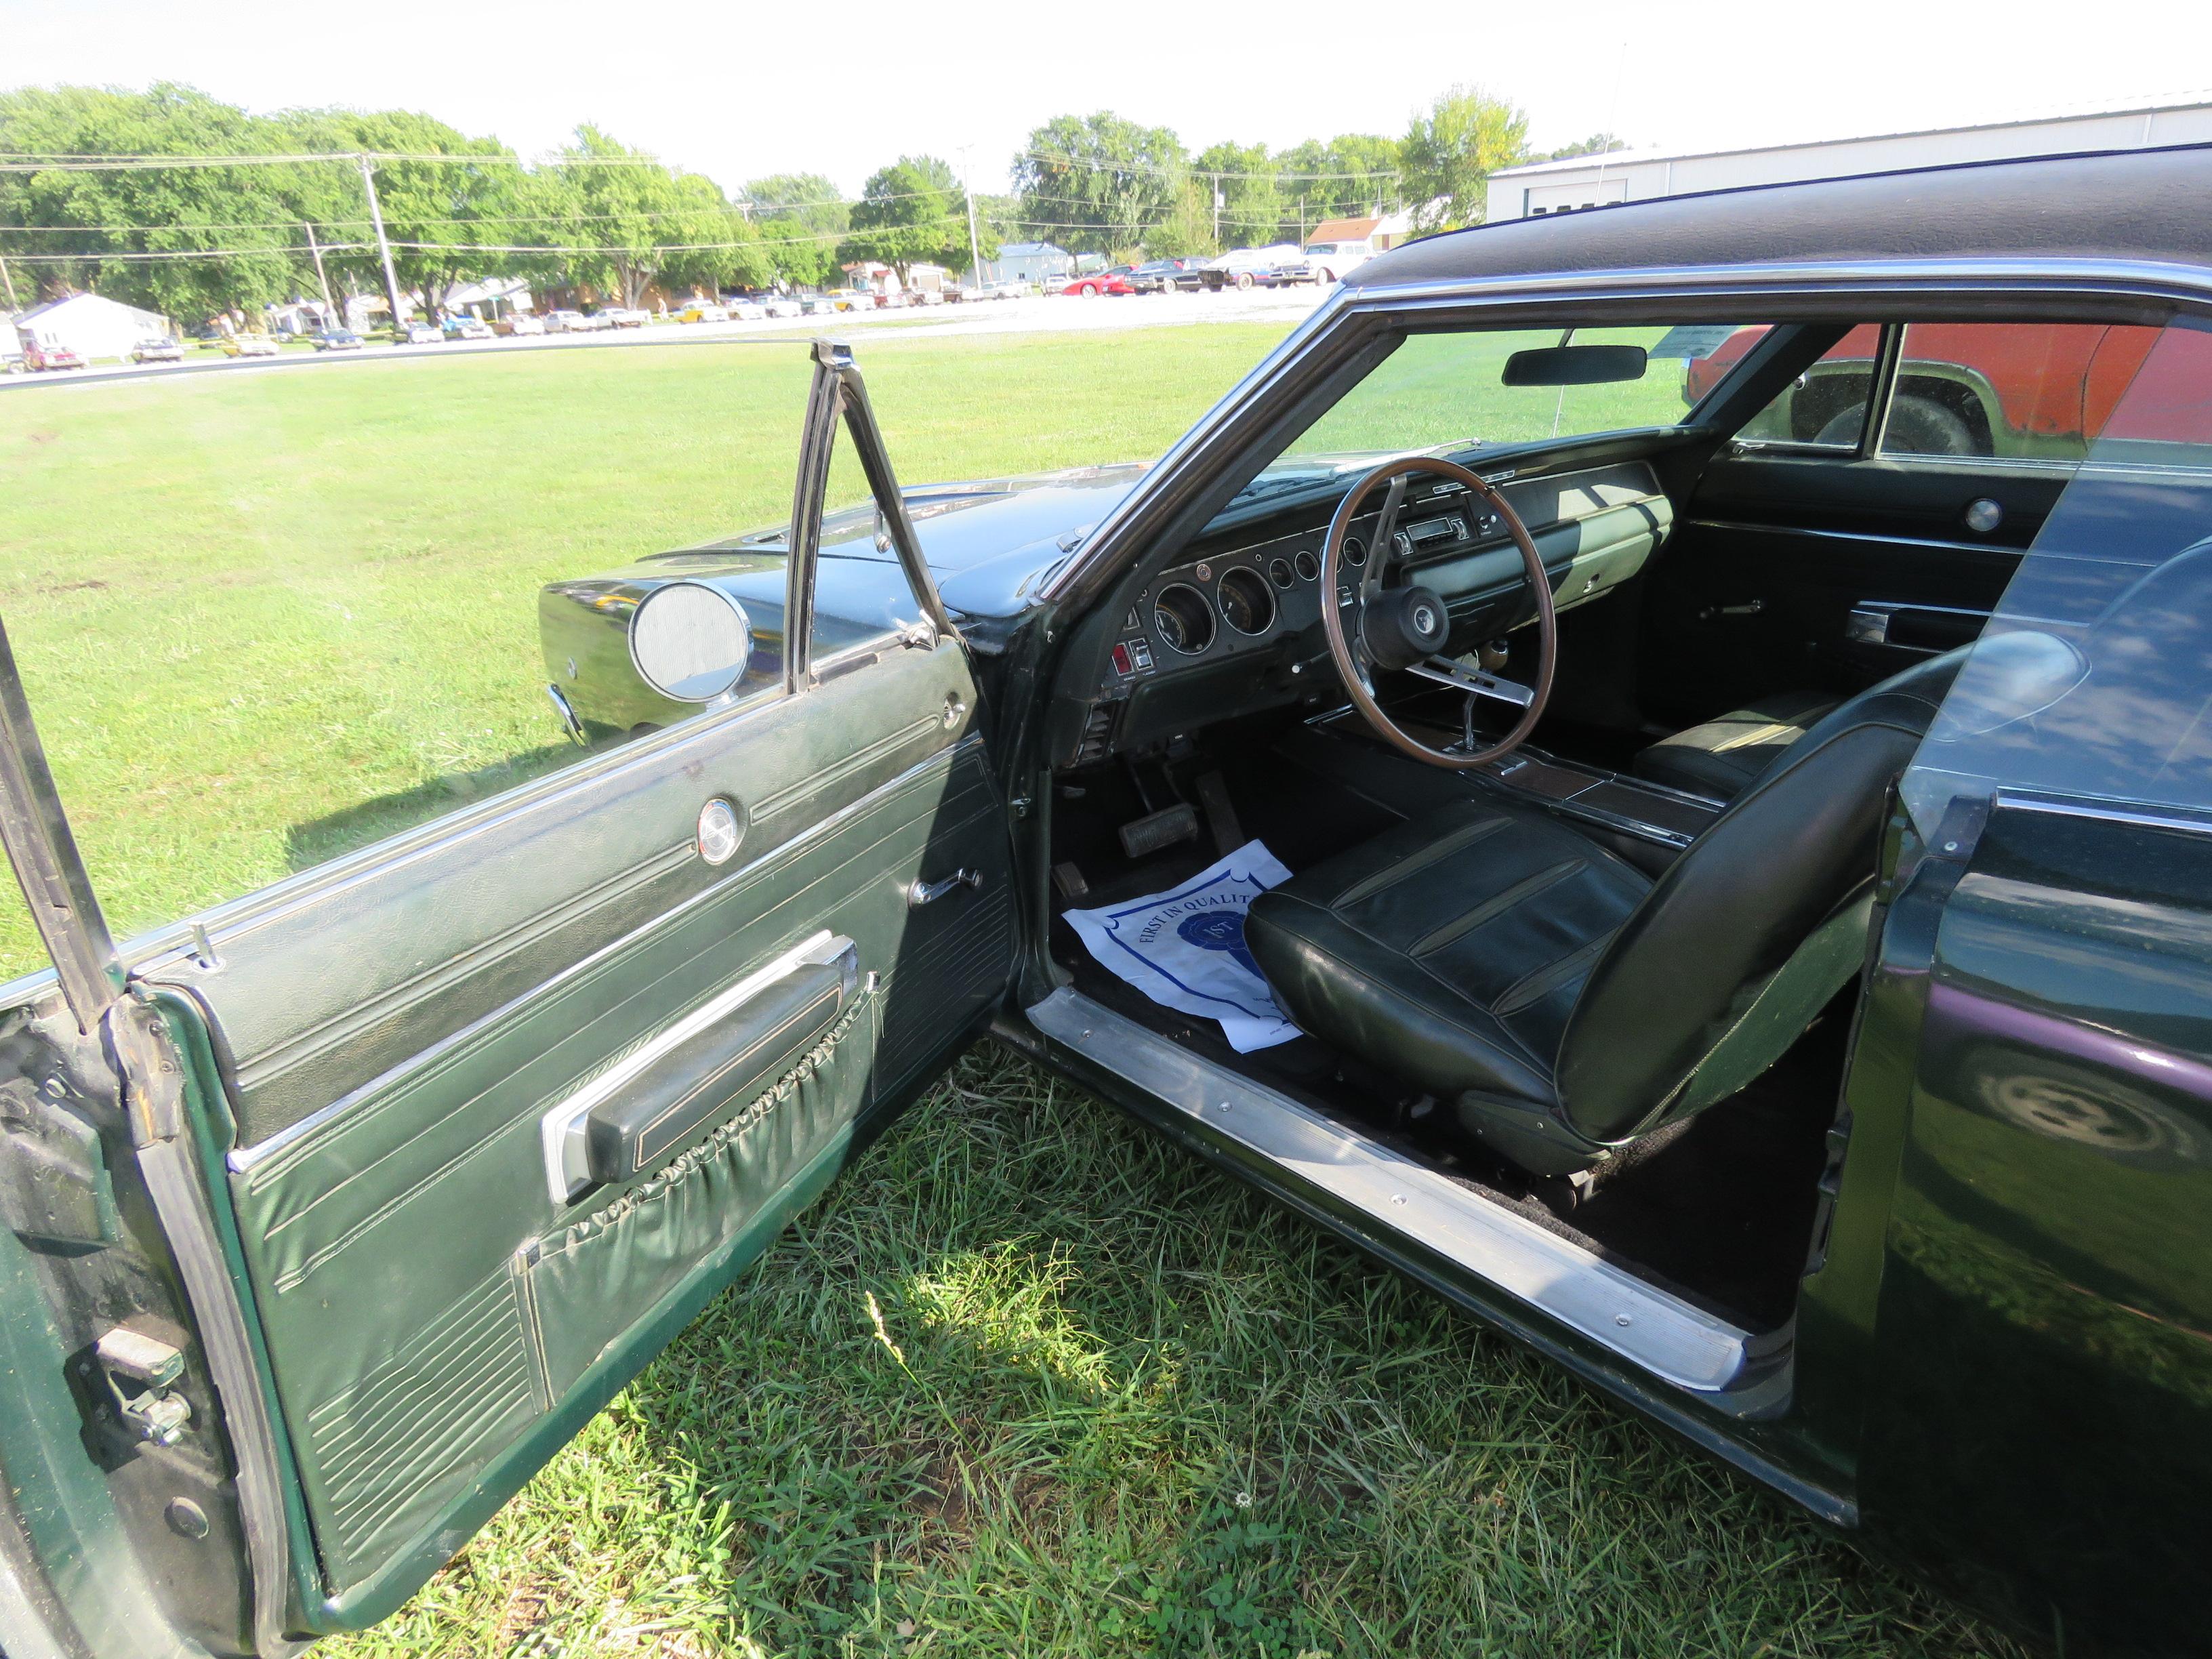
[1062, 840, 1299, 1052]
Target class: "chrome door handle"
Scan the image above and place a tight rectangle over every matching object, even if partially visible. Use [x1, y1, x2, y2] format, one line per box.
[907, 868, 981, 907]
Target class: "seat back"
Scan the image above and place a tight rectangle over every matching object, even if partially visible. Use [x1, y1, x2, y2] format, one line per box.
[1553, 651, 1965, 1143]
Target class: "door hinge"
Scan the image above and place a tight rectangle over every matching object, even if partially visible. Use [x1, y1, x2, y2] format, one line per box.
[94, 1326, 192, 1447]
[1009, 795, 1033, 819]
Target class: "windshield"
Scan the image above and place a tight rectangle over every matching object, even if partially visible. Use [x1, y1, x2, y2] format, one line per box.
[1282, 323, 1767, 462]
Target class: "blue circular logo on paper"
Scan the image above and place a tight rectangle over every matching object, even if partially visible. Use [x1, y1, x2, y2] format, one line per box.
[1177, 909, 1260, 979]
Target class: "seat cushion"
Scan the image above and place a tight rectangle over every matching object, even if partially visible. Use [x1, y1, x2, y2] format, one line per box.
[1632, 689, 1842, 800]
[1245, 800, 1652, 1119]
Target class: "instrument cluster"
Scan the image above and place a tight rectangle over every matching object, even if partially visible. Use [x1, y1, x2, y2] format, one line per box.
[1101, 521, 1378, 687]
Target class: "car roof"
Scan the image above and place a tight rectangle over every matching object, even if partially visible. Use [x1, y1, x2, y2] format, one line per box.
[1351, 142, 2212, 289]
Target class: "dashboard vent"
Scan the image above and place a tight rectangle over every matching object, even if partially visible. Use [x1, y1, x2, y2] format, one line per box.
[1074, 701, 1118, 766]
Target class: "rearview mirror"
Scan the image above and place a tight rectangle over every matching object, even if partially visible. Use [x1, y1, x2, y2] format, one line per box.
[628, 581, 754, 702]
[1500, 344, 1648, 387]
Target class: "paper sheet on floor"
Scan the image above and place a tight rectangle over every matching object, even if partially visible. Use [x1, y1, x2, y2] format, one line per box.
[1063, 840, 1300, 1052]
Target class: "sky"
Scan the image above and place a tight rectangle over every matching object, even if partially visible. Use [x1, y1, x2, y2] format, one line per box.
[4, 0, 2209, 197]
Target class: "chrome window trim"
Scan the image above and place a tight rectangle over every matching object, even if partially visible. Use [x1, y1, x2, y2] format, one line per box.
[1994, 788, 2212, 839]
[1047, 258, 2212, 609]
[1027, 987, 1751, 1393]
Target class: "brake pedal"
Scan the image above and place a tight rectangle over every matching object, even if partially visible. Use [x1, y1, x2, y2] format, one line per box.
[1118, 804, 1198, 859]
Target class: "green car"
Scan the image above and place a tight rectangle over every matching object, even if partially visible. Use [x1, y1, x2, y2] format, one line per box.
[6, 144, 2212, 1656]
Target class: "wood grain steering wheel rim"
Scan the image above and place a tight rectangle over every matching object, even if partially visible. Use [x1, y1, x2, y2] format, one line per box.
[1319, 455, 1557, 769]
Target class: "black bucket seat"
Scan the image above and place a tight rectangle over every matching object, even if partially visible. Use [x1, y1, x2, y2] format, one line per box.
[1245, 640, 2067, 1174]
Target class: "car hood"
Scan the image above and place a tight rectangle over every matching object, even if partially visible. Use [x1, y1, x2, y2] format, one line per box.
[626, 460, 1151, 617]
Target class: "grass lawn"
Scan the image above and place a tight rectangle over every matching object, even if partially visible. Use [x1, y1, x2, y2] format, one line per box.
[0, 330, 2027, 1656]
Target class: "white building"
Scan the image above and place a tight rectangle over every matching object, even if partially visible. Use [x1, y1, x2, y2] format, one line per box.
[1486, 97, 2212, 223]
[12, 292, 171, 364]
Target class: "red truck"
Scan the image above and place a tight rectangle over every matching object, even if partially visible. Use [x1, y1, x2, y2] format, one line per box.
[1684, 321, 2209, 456]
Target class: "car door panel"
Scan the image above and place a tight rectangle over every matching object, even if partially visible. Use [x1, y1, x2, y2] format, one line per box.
[143, 640, 1010, 1609]
[1641, 454, 2054, 722]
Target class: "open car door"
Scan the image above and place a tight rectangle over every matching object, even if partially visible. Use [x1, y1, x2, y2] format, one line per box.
[0, 343, 1015, 1654]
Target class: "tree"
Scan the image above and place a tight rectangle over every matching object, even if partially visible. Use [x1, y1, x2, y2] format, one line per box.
[1143, 178, 1216, 260]
[546, 125, 762, 308]
[0, 84, 323, 321]
[1265, 134, 1404, 241]
[744, 172, 847, 287]
[1541, 133, 1628, 162]
[1192, 142, 1282, 250]
[293, 108, 535, 321]
[1399, 86, 1530, 232]
[1012, 112, 1186, 258]
[837, 155, 973, 283]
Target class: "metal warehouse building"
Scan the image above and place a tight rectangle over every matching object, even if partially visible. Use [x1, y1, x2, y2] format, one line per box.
[1485, 96, 2212, 222]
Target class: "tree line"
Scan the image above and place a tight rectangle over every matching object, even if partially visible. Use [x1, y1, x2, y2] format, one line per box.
[0, 82, 1620, 324]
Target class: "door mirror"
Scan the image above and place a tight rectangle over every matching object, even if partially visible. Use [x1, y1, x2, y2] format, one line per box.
[627, 581, 754, 702]
[1501, 344, 1648, 386]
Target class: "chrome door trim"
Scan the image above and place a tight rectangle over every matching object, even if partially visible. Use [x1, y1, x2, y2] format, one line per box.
[1994, 788, 2212, 839]
[539, 930, 856, 1203]
[1046, 256, 2212, 610]
[1026, 988, 1750, 1393]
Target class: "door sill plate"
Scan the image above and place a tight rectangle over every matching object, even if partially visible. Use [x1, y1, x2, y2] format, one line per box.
[1026, 988, 1749, 1393]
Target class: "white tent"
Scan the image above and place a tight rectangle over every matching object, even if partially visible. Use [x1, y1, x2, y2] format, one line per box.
[13, 293, 171, 364]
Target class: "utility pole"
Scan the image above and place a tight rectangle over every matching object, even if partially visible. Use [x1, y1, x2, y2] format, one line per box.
[356, 155, 405, 333]
[1210, 175, 1223, 245]
[302, 221, 334, 325]
[0, 241, 18, 312]
[958, 145, 982, 282]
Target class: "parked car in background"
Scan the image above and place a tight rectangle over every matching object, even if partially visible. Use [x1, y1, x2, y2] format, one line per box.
[445, 317, 493, 342]
[542, 310, 586, 333]
[20, 340, 85, 370]
[602, 308, 649, 329]
[220, 333, 279, 359]
[678, 300, 729, 323]
[830, 290, 875, 312]
[1061, 266, 1138, 297]
[400, 323, 442, 346]
[1200, 245, 1305, 289]
[760, 294, 804, 319]
[312, 329, 364, 352]
[1298, 239, 1374, 283]
[1128, 258, 1200, 293]
[725, 298, 766, 321]
[129, 336, 185, 364]
[504, 313, 547, 337]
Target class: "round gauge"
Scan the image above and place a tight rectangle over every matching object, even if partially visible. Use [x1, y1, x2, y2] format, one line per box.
[1344, 535, 1368, 568]
[1216, 567, 1277, 636]
[1294, 549, 1320, 581]
[1268, 556, 1294, 590]
[1153, 583, 1216, 655]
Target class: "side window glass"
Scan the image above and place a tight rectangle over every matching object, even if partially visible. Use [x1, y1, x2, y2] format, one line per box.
[1904, 322, 2212, 834]
[1736, 325, 1884, 450]
[0, 344, 819, 981]
[1879, 322, 2165, 463]
[805, 442, 935, 670]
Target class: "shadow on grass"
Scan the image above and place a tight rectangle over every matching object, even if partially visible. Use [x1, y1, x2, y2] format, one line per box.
[282, 742, 581, 874]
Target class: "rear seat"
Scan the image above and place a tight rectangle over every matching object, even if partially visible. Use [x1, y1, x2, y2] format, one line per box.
[1631, 690, 1842, 801]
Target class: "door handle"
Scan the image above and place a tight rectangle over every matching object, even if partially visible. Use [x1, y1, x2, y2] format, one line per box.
[908, 868, 981, 907]
[1698, 600, 1765, 621]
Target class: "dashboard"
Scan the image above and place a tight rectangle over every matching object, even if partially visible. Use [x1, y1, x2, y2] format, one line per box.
[1059, 460, 1676, 767]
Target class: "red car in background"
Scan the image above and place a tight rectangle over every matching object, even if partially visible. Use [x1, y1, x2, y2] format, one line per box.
[1059, 266, 1136, 297]
[1682, 321, 2197, 457]
[19, 339, 85, 371]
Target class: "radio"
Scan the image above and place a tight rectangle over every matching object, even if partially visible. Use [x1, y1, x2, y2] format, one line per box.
[1390, 514, 1468, 557]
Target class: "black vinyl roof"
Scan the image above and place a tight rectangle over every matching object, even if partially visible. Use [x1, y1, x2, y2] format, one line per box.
[1352, 143, 2212, 288]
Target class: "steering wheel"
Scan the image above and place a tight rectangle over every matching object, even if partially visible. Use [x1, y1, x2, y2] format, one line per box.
[1319, 455, 1556, 769]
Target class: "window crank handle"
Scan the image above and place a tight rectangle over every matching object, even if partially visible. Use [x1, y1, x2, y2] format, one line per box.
[907, 868, 981, 907]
